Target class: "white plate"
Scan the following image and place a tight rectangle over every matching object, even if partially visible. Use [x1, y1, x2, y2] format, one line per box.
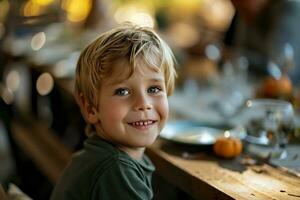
[160, 120, 246, 145]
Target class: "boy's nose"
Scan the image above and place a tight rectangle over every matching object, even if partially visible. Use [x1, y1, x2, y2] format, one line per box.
[133, 93, 153, 111]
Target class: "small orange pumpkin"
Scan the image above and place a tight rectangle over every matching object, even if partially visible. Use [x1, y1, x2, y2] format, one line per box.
[213, 137, 243, 159]
[259, 75, 292, 98]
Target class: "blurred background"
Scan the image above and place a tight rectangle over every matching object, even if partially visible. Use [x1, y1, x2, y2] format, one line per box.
[1, 0, 300, 199]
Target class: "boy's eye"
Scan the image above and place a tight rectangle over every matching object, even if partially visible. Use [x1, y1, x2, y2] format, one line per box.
[114, 88, 130, 96]
[147, 86, 162, 94]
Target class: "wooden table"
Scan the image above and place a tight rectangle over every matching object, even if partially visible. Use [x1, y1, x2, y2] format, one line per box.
[147, 139, 300, 200]
[11, 118, 300, 199]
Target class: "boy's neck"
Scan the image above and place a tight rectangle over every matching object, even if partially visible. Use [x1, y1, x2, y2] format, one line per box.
[118, 146, 145, 160]
[95, 130, 146, 160]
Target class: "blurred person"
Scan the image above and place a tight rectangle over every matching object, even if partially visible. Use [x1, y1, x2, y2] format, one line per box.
[224, 0, 300, 85]
[50, 23, 177, 200]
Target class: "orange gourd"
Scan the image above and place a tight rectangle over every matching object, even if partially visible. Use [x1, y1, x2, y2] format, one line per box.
[213, 137, 243, 159]
[259, 75, 292, 98]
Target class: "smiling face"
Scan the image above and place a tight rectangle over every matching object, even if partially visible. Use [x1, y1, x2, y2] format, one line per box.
[92, 58, 169, 158]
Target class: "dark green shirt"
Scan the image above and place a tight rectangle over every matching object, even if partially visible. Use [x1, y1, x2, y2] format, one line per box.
[50, 135, 155, 200]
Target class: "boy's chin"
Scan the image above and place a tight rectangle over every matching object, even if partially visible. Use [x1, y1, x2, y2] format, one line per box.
[143, 137, 159, 147]
[134, 137, 158, 148]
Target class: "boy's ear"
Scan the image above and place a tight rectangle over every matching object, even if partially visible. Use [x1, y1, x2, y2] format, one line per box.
[76, 93, 99, 124]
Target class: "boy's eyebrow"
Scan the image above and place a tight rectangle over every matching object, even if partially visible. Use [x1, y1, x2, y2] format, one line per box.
[106, 78, 127, 86]
[149, 78, 165, 83]
[106, 77, 165, 86]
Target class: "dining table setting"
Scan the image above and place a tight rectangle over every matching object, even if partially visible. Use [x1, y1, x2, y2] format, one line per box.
[2, 18, 300, 199]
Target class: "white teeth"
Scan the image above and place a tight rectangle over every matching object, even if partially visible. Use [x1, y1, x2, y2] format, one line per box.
[131, 120, 154, 126]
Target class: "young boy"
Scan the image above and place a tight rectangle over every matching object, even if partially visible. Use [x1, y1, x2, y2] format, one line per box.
[50, 23, 176, 200]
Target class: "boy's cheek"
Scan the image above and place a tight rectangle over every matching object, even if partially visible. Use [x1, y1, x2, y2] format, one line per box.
[157, 99, 169, 124]
[105, 106, 125, 120]
[162, 97, 169, 114]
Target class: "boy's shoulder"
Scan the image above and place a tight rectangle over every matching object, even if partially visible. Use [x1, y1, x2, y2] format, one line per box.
[72, 135, 126, 169]
[51, 136, 155, 200]
[76, 135, 153, 170]
[77, 136, 155, 180]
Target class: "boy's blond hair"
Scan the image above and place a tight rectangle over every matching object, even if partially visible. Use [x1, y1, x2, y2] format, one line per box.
[75, 23, 177, 135]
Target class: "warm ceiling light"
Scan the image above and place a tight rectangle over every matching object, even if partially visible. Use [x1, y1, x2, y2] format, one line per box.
[32, 0, 55, 6]
[23, 1, 43, 17]
[6, 70, 20, 92]
[62, 0, 92, 22]
[114, 5, 154, 27]
[201, 0, 235, 31]
[36, 73, 54, 96]
[130, 12, 154, 28]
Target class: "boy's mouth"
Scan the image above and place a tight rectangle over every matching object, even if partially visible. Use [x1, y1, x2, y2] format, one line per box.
[128, 120, 157, 127]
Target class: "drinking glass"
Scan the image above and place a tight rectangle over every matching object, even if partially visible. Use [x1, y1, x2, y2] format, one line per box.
[242, 99, 294, 158]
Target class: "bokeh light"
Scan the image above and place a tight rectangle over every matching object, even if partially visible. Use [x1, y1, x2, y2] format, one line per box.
[32, 0, 55, 6]
[205, 44, 221, 61]
[61, 0, 92, 22]
[1, 86, 14, 105]
[201, 0, 235, 31]
[114, 5, 154, 27]
[36, 73, 54, 96]
[31, 32, 46, 51]
[23, 1, 43, 17]
[167, 22, 199, 48]
[6, 70, 21, 92]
